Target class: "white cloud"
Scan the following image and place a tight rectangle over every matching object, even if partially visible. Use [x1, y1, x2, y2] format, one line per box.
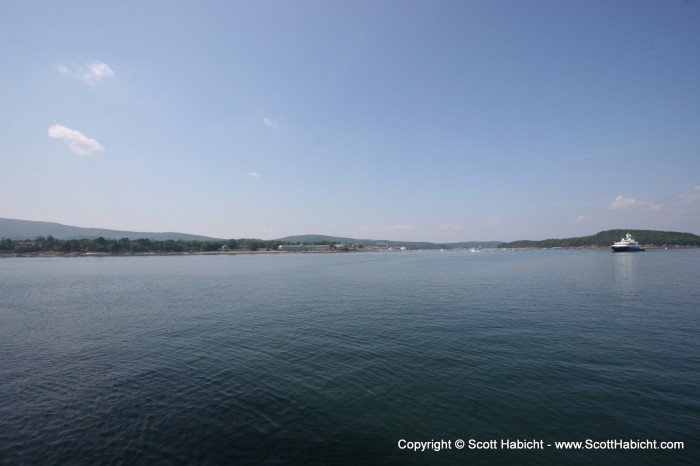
[680, 186, 700, 203]
[574, 215, 591, 224]
[644, 202, 665, 212]
[439, 223, 460, 231]
[610, 195, 638, 209]
[387, 225, 412, 232]
[486, 218, 499, 226]
[48, 124, 104, 155]
[610, 195, 664, 212]
[57, 61, 115, 85]
[247, 171, 260, 179]
[263, 116, 279, 128]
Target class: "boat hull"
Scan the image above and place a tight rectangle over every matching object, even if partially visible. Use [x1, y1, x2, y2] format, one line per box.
[611, 246, 645, 252]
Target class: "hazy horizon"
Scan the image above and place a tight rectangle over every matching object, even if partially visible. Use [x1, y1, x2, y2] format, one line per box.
[4, 216, 696, 245]
[2, 1, 699, 242]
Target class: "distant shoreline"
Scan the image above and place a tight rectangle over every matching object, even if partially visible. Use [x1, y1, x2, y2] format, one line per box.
[0, 249, 352, 258]
[0, 250, 329, 258]
[1, 245, 697, 258]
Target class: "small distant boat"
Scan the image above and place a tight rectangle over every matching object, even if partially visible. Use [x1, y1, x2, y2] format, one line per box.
[611, 233, 645, 252]
[469, 247, 479, 253]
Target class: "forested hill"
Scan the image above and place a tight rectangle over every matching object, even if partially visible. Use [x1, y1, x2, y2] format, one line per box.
[499, 229, 700, 248]
[0, 218, 221, 241]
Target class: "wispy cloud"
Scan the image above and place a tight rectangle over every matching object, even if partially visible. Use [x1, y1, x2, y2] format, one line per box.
[57, 61, 115, 85]
[574, 215, 591, 224]
[439, 223, 460, 231]
[610, 195, 664, 212]
[680, 186, 700, 203]
[610, 195, 638, 209]
[48, 124, 104, 155]
[247, 171, 260, 179]
[387, 224, 412, 232]
[263, 116, 279, 128]
[486, 218, 499, 226]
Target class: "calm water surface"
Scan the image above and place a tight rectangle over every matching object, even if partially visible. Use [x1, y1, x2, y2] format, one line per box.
[1, 250, 699, 465]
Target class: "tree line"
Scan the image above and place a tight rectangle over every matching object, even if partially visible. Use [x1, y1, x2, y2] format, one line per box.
[0, 236, 302, 254]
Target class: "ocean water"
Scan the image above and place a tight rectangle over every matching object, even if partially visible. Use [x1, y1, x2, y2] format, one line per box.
[1, 250, 698, 465]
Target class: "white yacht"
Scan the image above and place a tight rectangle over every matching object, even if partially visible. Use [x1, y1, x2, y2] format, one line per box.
[611, 233, 645, 252]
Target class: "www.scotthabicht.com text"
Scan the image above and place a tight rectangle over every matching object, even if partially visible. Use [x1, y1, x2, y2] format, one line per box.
[397, 438, 685, 452]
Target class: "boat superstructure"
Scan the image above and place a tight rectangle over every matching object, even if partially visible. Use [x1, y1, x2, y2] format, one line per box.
[611, 233, 645, 252]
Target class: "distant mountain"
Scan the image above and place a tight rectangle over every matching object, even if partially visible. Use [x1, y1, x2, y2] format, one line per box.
[277, 234, 501, 250]
[0, 218, 223, 241]
[1, 218, 503, 247]
[277, 235, 358, 244]
[499, 229, 700, 248]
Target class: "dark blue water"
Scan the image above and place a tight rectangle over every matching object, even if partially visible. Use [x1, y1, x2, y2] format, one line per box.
[1, 250, 699, 464]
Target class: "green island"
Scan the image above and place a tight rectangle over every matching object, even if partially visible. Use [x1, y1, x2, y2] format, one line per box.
[498, 229, 700, 249]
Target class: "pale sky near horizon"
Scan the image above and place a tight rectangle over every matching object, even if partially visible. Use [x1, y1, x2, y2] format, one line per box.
[1, 0, 699, 242]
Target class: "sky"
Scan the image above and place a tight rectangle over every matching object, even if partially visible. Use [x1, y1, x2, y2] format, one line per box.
[1, 0, 699, 242]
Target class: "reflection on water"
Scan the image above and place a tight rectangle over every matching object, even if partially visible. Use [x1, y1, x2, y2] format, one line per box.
[613, 252, 638, 295]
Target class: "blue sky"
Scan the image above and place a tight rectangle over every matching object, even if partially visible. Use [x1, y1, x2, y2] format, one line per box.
[1, 0, 698, 242]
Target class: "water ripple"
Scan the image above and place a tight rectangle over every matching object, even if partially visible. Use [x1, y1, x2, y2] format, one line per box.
[1, 251, 698, 464]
